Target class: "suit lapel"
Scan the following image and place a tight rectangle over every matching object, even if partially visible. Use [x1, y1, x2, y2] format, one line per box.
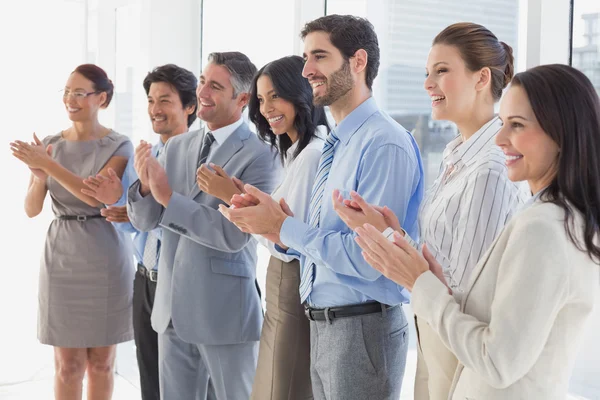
[188, 124, 247, 199]
[459, 231, 503, 310]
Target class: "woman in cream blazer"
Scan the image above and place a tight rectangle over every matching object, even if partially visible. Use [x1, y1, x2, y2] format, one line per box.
[354, 64, 600, 400]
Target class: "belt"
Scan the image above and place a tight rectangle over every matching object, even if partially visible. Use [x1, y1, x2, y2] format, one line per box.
[56, 214, 103, 221]
[304, 301, 395, 322]
[137, 263, 158, 282]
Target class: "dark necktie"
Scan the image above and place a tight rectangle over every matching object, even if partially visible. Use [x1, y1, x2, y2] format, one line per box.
[198, 131, 215, 167]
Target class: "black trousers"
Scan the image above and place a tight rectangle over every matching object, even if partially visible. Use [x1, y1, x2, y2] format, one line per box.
[133, 267, 159, 400]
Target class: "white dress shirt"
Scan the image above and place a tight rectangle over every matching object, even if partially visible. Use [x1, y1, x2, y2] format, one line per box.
[417, 117, 528, 299]
[257, 134, 325, 262]
[206, 117, 244, 158]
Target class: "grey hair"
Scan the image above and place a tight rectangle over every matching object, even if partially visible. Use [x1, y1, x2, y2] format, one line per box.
[207, 52, 257, 98]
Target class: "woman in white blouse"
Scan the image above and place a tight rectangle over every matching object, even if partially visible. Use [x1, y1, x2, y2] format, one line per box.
[198, 55, 327, 399]
[333, 23, 526, 399]
[355, 63, 600, 400]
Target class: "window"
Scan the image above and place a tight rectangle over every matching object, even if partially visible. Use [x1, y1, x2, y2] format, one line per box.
[572, 1, 600, 99]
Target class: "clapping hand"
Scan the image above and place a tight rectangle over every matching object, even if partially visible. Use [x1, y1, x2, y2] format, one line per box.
[11, 133, 53, 176]
[332, 190, 402, 232]
[82, 168, 124, 205]
[197, 163, 242, 204]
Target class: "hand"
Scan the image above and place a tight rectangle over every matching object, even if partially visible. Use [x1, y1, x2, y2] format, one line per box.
[232, 177, 246, 193]
[134, 141, 153, 194]
[29, 142, 53, 182]
[229, 177, 259, 208]
[354, 224, 429, 291]
[82, 168, 124, 204]
[11, 133, 53, 170]
[332, 190, 389, 231]
[146, 157, 172, 207]
[260, 198, 294, 248]
[100, 205, 130, 223]
[230, 191, 260, 209]
[197, 163, 242, 204]
[219, 184, 287, 235]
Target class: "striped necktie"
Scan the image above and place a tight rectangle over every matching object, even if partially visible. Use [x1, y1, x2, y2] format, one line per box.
[299, 130, 339, 303]
[198, 132, 215, 167]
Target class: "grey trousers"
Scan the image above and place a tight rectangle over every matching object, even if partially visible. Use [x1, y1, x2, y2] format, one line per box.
[309, 304, 409, 400]
[158, 325, 259, 400]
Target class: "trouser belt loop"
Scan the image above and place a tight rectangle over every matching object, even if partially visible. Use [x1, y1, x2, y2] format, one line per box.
[381, 302, 388, 318]
[324, 307, 332, 324]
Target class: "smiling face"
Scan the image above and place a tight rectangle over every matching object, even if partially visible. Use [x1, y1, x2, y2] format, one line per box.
[424, 44, 482, 124]
[147, 81, 194, 137]
[196, 62, 246, 130]
[62, 72, 106, 122]
[256, 74, 298, 141]
[496, 85, 560, 194]
[302, 31, 353, 107]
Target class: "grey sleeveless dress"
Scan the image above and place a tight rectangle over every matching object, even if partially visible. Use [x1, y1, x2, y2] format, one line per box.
[38, 130, 134, 348]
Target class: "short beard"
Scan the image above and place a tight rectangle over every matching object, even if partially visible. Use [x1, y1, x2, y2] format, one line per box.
[313, 60, 353, 106]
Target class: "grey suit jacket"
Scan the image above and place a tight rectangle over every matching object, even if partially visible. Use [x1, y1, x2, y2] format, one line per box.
[127, 123, 282, 345]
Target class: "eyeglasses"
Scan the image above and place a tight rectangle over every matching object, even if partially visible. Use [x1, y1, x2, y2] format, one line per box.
[61, 90, 100, 100]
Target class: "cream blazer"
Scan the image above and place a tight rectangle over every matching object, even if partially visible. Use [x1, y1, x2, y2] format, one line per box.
[412, 201, 599, 400]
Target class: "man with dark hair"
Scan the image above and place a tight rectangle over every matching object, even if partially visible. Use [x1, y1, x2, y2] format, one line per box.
[127, 52, 282, 399]
[220, 15, 424, 399]
[82, 63, 203, 400]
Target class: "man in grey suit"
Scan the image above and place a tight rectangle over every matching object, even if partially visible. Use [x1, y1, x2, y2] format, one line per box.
[127, 52, 282, 400]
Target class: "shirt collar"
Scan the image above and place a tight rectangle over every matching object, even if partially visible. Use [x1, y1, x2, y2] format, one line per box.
[334, 97, 379, 145]
[522, 186, 547, 209]
[284, 131, 326, 164]
[444, 116, 501, 167]
[153, 137, 166, 156]
[208, 117, 244, 146]
[286, 140, 300, 159]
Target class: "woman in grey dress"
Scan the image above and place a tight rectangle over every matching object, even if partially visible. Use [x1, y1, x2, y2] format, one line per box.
[10, 64, 134, 400]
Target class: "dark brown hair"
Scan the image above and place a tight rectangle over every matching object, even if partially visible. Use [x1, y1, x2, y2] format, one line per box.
[433, 22, 514, 101]
[248, 56, 329, 164]
[513, 64, 600, 263]
[72, 64, 114, 107]
[301, 15, 380, 90]
[143, 64, 198, 127]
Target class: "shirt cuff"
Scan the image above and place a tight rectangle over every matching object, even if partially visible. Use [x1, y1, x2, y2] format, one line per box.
[274, 243, 301, 259]
[110, 195, 127, 207]
[128, 180, 145, 203]
[279, 216, 310, 253]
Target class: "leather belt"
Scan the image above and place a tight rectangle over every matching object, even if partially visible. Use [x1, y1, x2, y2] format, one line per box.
[137, 263, 158, 282]
[304, 301, 395, 322]
[56, 214, 103, 221]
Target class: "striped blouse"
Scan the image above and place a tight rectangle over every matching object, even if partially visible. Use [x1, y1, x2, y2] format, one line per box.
[417, 117, 528, 300]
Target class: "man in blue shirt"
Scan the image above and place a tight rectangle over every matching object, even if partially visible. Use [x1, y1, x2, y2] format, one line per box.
[82, 64, 209, 400]
[220, 15, 424, 399]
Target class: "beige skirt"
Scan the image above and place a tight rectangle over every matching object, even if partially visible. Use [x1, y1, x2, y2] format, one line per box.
[251, 257, 313, 400]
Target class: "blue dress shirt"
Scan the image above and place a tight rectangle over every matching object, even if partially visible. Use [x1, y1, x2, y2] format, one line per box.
[279, 97, 424, 307]
[112, 139, 165, 270]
